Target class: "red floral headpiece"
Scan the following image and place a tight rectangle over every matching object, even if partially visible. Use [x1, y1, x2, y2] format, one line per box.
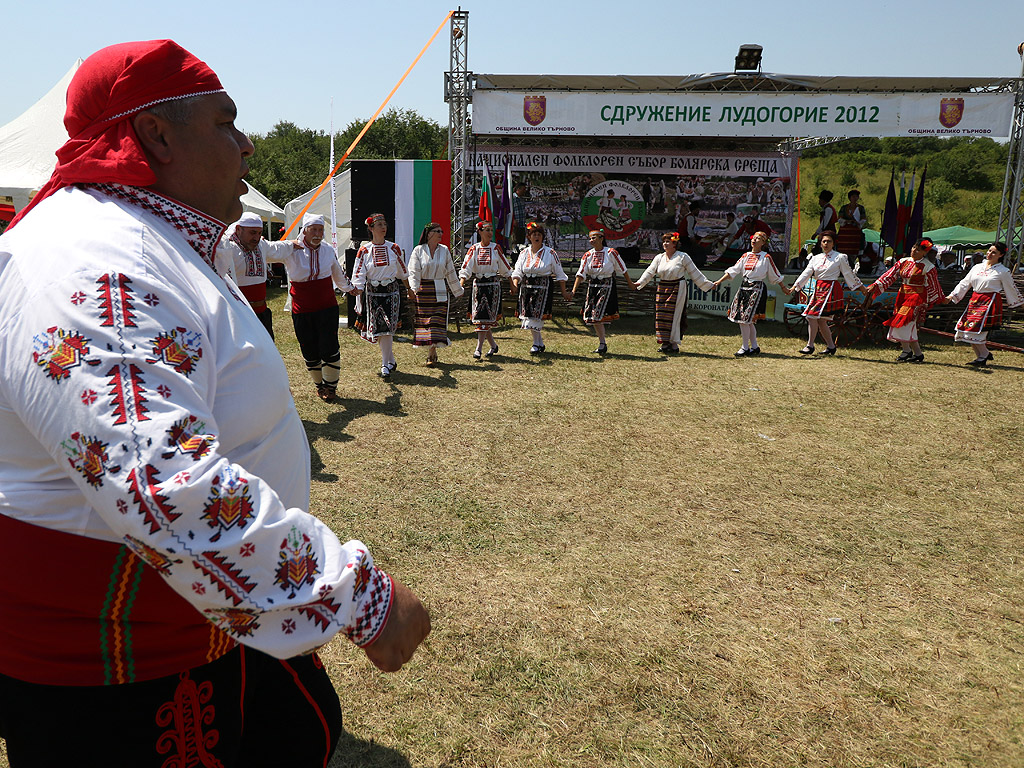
[475, 220, 492, 230]
[365, 213, 385, 227]
[526, 221, 542, 231]
[663, 232, 680, 242]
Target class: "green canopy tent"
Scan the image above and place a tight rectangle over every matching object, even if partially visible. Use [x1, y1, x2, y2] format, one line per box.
[921, 226, 995, 247]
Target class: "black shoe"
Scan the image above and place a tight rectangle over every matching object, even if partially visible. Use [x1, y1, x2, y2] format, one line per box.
[530, 344, 545, 355]
[966, 358, 987, 367]
[821, 346, 837, 356]
[734, 348, 748, 357]
[908, 353, 924, 363]
[595, 343, 607, 356]
[748, 347, 761, 356]
[985, 352, 994, 361]
[799, 345, 815, 355]
[896, 351, 913, 362]
[473, 350, 482, 360]
[316, 384, 337, 402]
[486, 345, 499, 357]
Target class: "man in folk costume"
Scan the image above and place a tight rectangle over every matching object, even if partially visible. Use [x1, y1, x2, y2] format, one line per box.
[866, 237, 944, 363]
[215, 211, 293, 339]
[269, 212, 356, 402]
[0, 40, 429, 766]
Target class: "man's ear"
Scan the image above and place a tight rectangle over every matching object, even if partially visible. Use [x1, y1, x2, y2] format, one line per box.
[133, 112, 174, 165]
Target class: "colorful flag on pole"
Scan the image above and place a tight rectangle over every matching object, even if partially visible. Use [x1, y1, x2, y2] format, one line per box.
[478, 162, 494, 223]
[495, 158, 513, 250]
[880, 167, 927, 259]
[880, 169, 898, 249]
[350, 159, 452, 258]
[907, 167, 927, 247]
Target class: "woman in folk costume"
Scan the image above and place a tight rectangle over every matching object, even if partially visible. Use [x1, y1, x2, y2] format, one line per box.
[511, 221, 571, 354]
[943, 242, 1023, 367]
[788, 231, 865, 356]
[269, 213, 356, 402]
[570, 229, 636, 355]
[353, 213, 409, 379]
[459, 220, 512, 359]
[407, 222, 463, 366]
[634, 231, 714, 354]
[711, 230, 787, 357]
[866, 237, 944, 363]
[835, 189, 866, 261]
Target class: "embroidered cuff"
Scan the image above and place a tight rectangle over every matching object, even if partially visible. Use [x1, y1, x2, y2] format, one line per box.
[346, 566, 394, 647]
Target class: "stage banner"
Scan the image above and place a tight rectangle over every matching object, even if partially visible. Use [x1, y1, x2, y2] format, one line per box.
[465, 148, 797, 269]
[472, 91, 1014, 138]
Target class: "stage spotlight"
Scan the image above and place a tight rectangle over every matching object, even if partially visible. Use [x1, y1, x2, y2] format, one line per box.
[735, 44, 763, 72]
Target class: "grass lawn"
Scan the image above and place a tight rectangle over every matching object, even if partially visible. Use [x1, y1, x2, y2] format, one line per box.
[4, 295, 1023, 767]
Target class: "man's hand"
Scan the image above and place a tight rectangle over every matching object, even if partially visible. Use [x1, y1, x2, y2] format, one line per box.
[363, 578, 431, 672]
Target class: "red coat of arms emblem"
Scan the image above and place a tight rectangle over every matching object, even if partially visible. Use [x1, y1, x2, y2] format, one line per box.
[524, 95, 546, 126]
[939, 98, 964, 128]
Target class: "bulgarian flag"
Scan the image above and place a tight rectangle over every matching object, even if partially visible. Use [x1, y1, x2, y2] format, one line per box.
[478, 161, 494, 223]
[350, 159, 452, 257]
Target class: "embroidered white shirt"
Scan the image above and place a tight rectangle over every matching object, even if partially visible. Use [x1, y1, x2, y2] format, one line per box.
[511, 246, 568, 281]
[0, 185, 392, 659]
[636, 251, 714, 291]
[407, 244, 464, 302]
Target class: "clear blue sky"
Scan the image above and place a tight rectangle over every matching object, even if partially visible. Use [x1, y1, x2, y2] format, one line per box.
[2, 0, 1021, 136]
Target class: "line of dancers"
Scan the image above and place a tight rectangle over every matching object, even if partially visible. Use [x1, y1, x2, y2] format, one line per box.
[230, 214, 1022, 399]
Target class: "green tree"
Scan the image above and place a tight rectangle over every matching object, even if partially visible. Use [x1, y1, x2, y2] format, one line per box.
[930, 146, 995, 191]
[246, 109, 448, 206]
[335, 108, 447, 161]
[247, 121, 331, 207]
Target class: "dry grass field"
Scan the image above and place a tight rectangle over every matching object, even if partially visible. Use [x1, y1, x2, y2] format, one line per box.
[3, 293, 1023, 767]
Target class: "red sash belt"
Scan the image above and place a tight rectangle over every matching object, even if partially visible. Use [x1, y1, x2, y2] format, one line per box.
[289, 277, 337, 314]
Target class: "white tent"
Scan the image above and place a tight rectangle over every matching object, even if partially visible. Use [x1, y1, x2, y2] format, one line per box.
[0, 60, 285, 224]
[0, 60, 81, 212]
[241, 181, 285, 223]
[284, 171, 352, 253]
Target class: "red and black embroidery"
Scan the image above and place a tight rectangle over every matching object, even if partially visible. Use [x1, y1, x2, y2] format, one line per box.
[31, 326, 100, 382]
[125, 464, 181, 533]
[97, 273, 138, 329]
[107, 362, 150, 424]
[163, 416, 214, 461]
[92, 183, 224, 268]
[204, 607, 260, 638]
[298, 586, 342, 631]
[154, 671, 222, 767]
[345, 570, 393, 646]
[274, 527, 320, 596]
[200, 467, 254, 541]
[123, 534, 181, 575]
[194, 552, 257, 606]
[147, 327, 204, 376]
[61, 431, 120, 489]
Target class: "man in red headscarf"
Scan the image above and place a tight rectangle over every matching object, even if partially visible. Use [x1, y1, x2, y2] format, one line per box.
[0, 40, 429, 766]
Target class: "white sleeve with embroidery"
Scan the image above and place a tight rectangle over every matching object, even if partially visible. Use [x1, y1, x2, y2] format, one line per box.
[3, 265, 393, 658]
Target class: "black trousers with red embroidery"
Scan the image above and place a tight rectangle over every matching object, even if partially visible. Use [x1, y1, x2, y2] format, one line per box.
[0, 646, 342, 767]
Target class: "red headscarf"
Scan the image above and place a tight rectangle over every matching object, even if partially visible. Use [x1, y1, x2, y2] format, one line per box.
[9, 40, 224, 228]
